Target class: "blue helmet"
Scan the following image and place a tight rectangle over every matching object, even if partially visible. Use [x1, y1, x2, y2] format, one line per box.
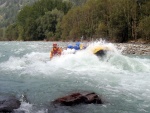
[76, 42, 80, 46]
[67, 45, 73, 49]
[73, 45, 80, 50]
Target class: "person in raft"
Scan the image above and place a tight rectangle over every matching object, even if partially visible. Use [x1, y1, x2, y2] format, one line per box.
[50, 43, 62, 60]
[67, 41, 86, 50]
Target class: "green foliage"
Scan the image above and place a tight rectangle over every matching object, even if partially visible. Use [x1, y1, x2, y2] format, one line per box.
[69, 0, 87, 6]
[61, 0, 101, 40]
[5, 24, 18, 41]
[14, 0, 71, 41]
[96, 22, 108, 37]
[61, 0, 150, 42]
[2, 0, 150, 42]
[0, 28, 4, 40]
[138, 16, 150, 40]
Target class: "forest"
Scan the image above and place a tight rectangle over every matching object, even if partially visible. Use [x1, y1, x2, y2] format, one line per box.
[0, 0, 150, 43]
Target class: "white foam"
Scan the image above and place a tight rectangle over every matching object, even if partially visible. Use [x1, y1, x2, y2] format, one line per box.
[0, 41, 149, 76]
[108, 53, 150, 72]
[17, 102, 33, 113]
[15, 102, 48, 113]
[0, 52, 49, 71]
[14, 48, 25, 54]
[0, 56, 26, 70]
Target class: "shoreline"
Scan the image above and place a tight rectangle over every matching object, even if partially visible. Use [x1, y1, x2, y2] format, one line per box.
[0, 41, 149, 55]
[115, 43, 150, 55]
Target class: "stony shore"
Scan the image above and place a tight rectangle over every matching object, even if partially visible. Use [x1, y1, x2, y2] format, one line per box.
[115, 43, 150, 55]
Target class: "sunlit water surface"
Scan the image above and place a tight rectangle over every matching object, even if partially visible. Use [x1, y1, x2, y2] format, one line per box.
[0, 41, 150, 113]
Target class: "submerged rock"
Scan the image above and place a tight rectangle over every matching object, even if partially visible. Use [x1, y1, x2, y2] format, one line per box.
[0, 95, 21, 112]
[52, 92, 103, 106]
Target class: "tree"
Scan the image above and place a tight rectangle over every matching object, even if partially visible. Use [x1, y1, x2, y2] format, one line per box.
[5, 24, 18, 41]
[0, 28, 4, 40]
[138, 16, 150, 41]
[16, 0, 72, 41]
[61, 0, 101, 40]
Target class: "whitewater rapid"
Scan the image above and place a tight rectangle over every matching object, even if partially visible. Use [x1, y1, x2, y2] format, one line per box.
[0, 41, 150, 113]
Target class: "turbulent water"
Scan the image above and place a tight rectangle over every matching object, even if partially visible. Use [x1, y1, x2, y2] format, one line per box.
[0, 41, 150, 113]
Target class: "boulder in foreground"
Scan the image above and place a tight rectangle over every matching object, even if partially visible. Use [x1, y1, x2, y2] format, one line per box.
[52, 92, 103, 106]
[0, 95, 21, 112]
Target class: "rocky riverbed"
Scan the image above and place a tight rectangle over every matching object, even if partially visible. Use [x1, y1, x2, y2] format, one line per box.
[115, 43, 150, 55]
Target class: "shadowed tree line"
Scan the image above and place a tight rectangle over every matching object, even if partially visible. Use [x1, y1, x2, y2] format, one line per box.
[0, 0, 150, 42]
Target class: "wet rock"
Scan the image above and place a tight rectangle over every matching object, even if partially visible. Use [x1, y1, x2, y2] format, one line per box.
[0, 95, 21, 112]
[12, 110, 25, 113]
[83, 92, 103, 104]
[52, 92, 103, 106]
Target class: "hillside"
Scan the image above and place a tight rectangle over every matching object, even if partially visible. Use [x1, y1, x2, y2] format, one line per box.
[0, 0, 38, 28]
[0, 0, 87, 28]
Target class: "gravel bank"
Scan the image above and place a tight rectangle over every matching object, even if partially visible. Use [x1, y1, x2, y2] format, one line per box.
[115, 43, 150, 55]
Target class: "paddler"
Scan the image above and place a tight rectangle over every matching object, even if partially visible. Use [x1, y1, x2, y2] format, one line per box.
[50, 43, 62, 60]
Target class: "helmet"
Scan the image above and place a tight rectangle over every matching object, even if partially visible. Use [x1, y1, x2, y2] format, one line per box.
[76, 42, 80, 46]
[74, 45, 80, 50]
[53, 43, 57, 47]
[67, 45, 73, 49]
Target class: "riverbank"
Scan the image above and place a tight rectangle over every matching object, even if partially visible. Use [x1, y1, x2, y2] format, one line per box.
[115, 43, 150, 55]
[0, 41, 149, 55]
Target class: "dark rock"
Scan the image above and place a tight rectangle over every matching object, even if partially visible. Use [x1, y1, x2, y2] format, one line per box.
[52, 92, 103, 106]
[0, 95, 21, 112]
[12, 110, 25, 113]
[83, 92, 103, 104]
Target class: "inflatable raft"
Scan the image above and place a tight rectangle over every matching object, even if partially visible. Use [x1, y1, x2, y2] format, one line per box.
[91, 46, 110, 57]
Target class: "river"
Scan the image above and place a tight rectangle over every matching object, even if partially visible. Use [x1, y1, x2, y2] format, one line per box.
[0, 41, 150, 113]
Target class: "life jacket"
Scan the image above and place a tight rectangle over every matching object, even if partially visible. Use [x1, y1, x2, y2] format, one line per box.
[80, 43, 83, 49]
[52, 47, 59, 55]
